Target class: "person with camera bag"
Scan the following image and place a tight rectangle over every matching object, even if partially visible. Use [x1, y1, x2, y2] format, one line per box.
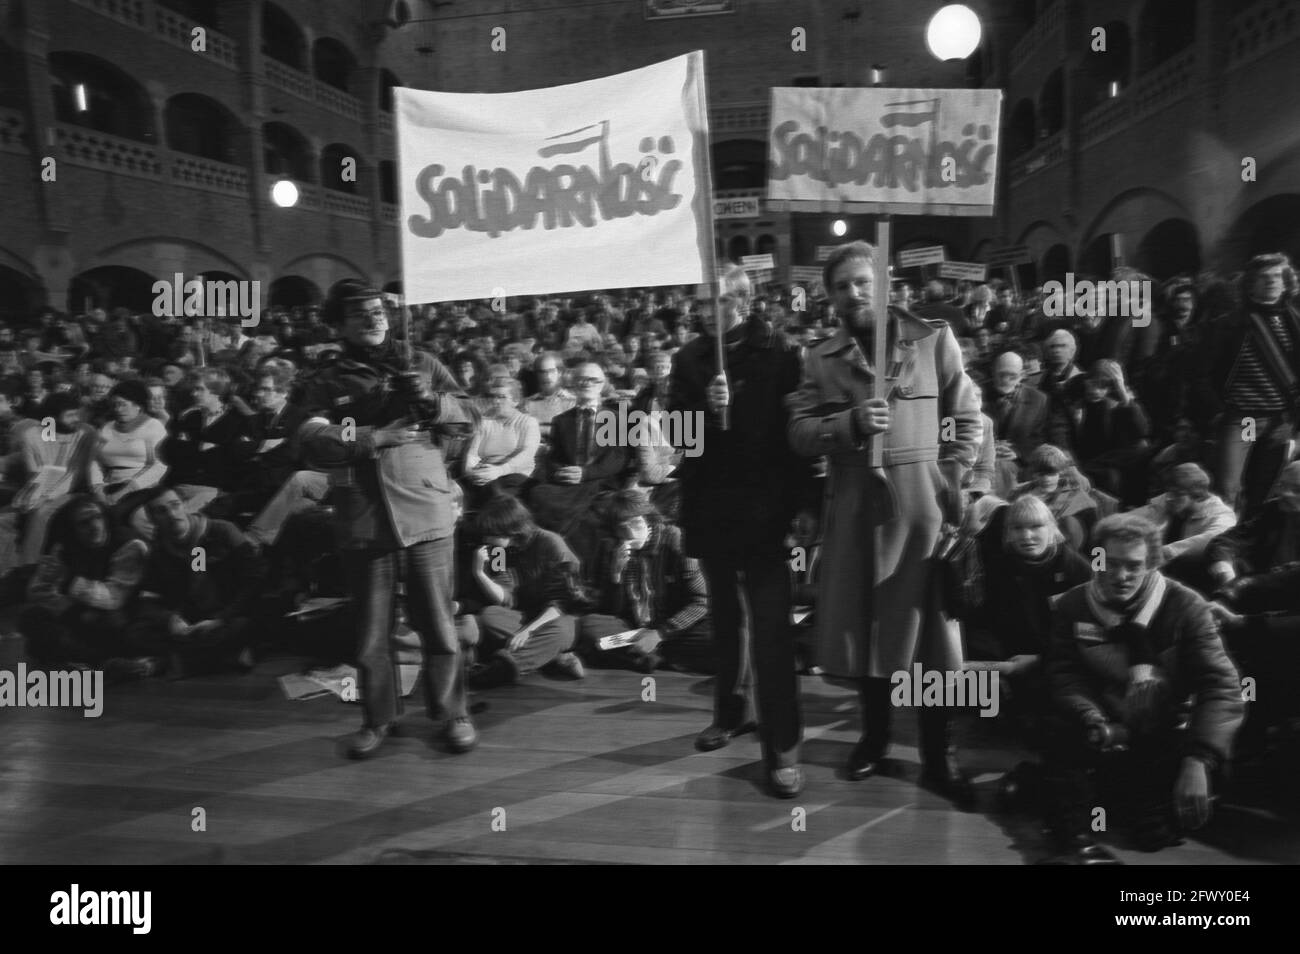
[297, 283, 477, 759]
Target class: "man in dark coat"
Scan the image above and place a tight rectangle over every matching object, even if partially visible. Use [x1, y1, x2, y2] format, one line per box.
[669, 265, 816, 799]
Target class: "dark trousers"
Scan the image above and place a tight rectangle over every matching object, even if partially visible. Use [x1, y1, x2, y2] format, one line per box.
[1216, 411, 1293, 516]
[344, 537, 466, 730]
[478, 604, 576, 675]
[1042, 712, 1186, 841]
[20, 604, 129, 668]
[699, 543, 801, 770]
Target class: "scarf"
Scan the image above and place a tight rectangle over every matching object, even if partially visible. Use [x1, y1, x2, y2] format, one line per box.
[1084, 569, 1165, 630]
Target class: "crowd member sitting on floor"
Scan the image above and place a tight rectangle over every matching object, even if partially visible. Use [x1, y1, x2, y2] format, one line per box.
[521, 352, 574, 445]
[461, 379, 540, 508]
[217, 359, 309, 522]
[1129, 463, 1236, 589]
[1010, 444, 1099, 552]
[1040, 514, 1244, 864]
[576, 490, 709, 673]
[19, 495, 153, 678]
[161, 367, 256, 516]
[466, 494, 587, 689]
[1, 393, 98, 575]
[126, 487, 266, 676]
[1075, 359, 1151, 506]
[88, 379, 168, 514]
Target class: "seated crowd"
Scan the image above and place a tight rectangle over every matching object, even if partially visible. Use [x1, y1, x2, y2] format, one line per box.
[1, 253, 1297, 861]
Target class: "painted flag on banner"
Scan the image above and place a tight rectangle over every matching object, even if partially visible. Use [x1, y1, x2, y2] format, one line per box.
[396, 53, 712, 303]
[766, 87, 1002, 214]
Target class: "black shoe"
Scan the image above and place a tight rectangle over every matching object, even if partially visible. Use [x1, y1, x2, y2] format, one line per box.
[694, 721, 755, 752]
[768, 765, 805, 799]
[846, 737, 888, 780]
[1039, 834, 1122, 865]
[1134, 816, 1184, 853]
[345, 722, 395, 759]
[921, 756, 976, 811]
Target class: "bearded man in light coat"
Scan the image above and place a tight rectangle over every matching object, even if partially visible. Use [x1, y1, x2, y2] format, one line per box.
[787, 241, 984, 806]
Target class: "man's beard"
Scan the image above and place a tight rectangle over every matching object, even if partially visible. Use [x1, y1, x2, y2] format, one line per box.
[842, 302, 876, 334]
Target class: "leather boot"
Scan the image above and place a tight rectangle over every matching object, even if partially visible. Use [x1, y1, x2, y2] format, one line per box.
[846, 677, 893, 780]
[919, 707, 975, 810]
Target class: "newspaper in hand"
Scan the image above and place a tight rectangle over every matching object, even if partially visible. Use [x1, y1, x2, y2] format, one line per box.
[597, 630, 643, 651]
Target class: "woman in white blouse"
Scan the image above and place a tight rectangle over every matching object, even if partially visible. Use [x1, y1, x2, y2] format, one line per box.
[89, 379, 168, 506]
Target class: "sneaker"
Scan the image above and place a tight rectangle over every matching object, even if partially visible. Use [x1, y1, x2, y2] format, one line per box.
[444, 716, 478, 754]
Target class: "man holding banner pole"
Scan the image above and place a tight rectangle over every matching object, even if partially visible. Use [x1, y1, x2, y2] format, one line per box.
[787, 240, 983, 807]
[670, 264, 817, 798]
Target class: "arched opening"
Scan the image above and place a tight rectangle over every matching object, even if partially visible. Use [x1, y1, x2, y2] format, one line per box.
[756, 234, 777, 260]
[268, 275, 322, 308]
[262, 1, 307, 71]
[313, 37, 357, 93]
[1041, 243, 1071, 285]
[380, 160, 397, 204]
[713, 140, 766, 191]
[1039, 68, 1064, 138]
[726, 235, 751, 263]
[1135, 218, 1201, 279]
[49, 51, 155, 142]
[0, 265, 42, 322]
[379, 69, 402, 113]
[1224, 194, 1300, 267]
[263, 121, 313, 181]
[1138, 0, 1196, 73]
[321, 143, 362, 194]
[0, 38, 25, 110]
[1006, 98, 1036, 159]
[1079, 233, 1118, 278]
[67, 265, 158, 313]
[165, 92, 243, 163]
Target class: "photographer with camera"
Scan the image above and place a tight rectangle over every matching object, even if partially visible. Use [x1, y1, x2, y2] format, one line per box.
[297, 283, 477, 759]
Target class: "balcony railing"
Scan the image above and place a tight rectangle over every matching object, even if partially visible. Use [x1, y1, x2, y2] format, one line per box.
[170, 153, 249, 196]
[1227, 0, 1300, 71]
[378, 111, 393, 135]
[322, 189, 371, 219]
[68, 0, 147, 29]
[1010, 0, 1064, 74]
[1008, 130, 1066, 185]
[154, 6, 239, 70]
[265, 58, 314, 101]
[382, 201, 398, 225]
[55, 124, 163, 178]
[1079, 48, 1196, 149]
[0, 107, 28, 154]
[316, 82, 363, 122]
[712, 101, 768, 135]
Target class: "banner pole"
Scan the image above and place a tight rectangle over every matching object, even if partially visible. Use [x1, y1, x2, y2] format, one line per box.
[694, 50, 728, 431]
[872, 213, 891, 469]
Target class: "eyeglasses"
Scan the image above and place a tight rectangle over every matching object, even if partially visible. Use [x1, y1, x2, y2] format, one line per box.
[573, 377, 605, 386]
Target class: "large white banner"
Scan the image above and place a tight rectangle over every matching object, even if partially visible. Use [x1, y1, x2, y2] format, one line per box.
[396, 53, 711, 303]
[766, 87, 1002, 215]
